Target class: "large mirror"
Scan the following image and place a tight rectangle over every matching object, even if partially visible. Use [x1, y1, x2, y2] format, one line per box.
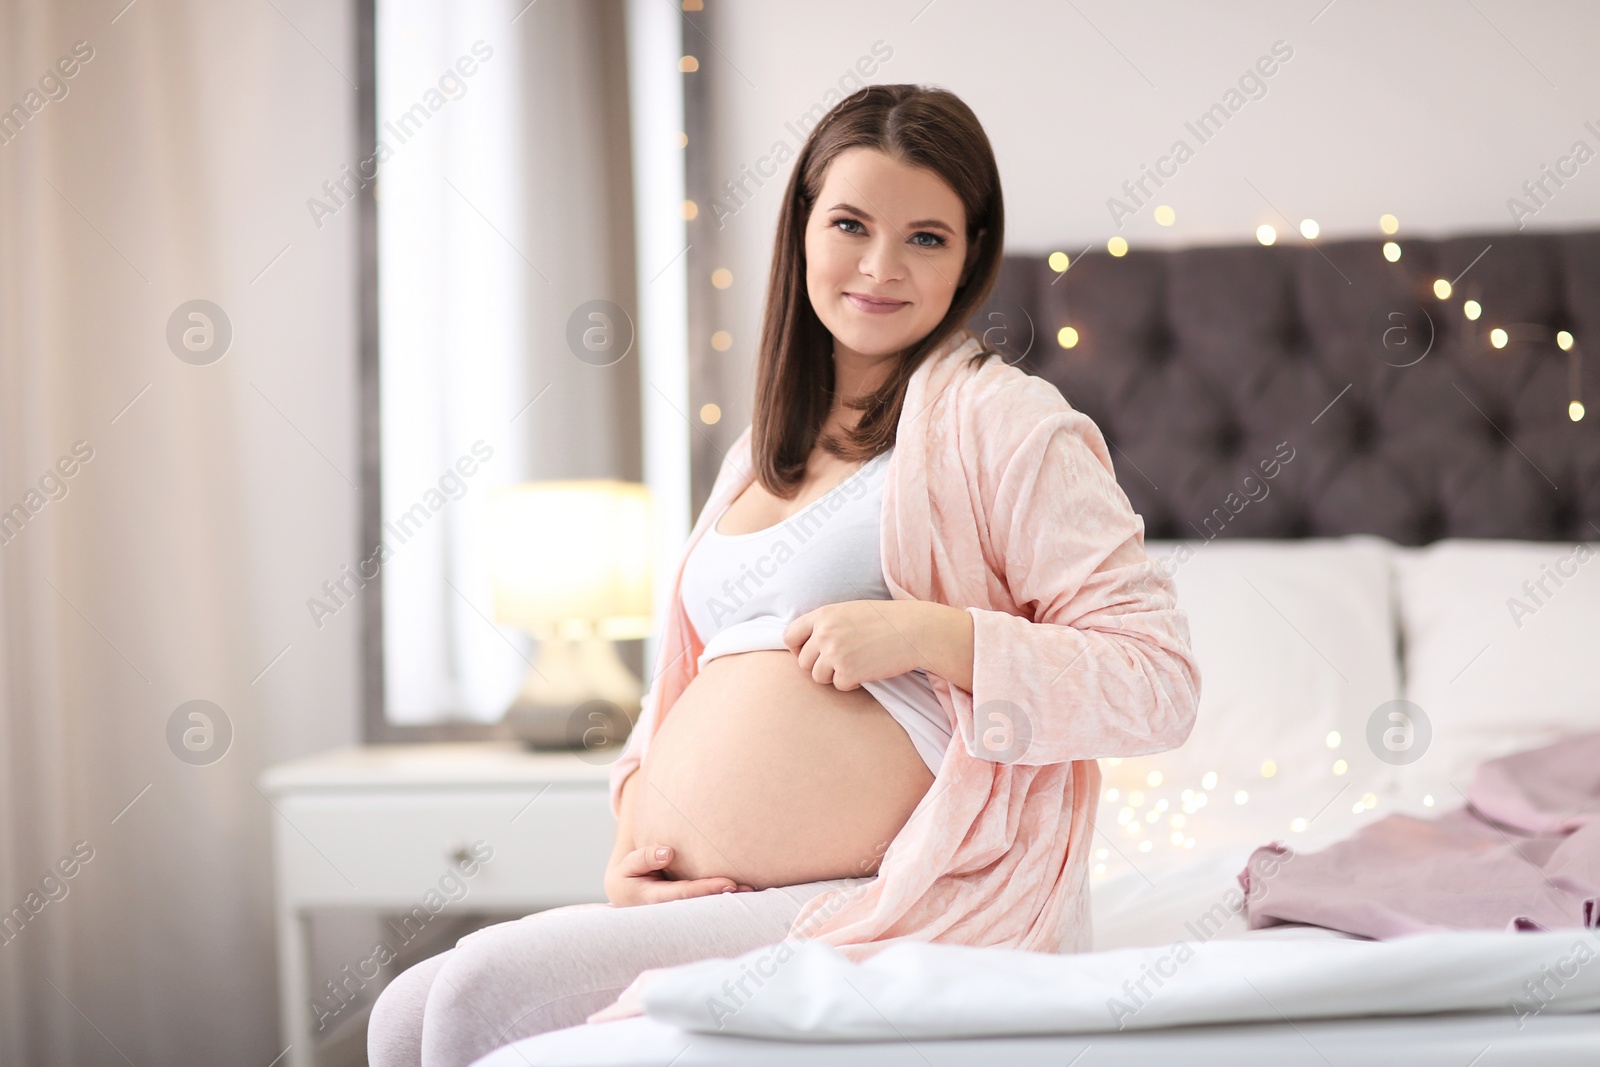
[362, 0, 678, 738]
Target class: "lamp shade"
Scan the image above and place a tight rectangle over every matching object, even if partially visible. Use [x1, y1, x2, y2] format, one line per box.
[488, 480, 654, 640]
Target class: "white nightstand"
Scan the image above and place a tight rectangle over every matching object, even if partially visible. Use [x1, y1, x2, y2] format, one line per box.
[259, 743, 615, 1067]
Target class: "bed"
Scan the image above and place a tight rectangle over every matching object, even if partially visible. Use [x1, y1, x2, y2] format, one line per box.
[477, 230, 1600, 1065]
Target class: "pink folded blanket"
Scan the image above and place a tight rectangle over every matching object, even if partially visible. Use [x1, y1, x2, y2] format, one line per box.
[1240, 731, 1600, 938]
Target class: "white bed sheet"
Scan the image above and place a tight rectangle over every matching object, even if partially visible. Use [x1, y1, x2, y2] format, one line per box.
[478, 1009, 1600, 1066]
[474, 842, 1600, 1065]
[622, 930, 1600, 1036]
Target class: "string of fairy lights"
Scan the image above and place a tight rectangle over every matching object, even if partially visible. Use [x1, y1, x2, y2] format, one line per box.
[1066, 213, 1589, 878]
[1089, 727, 1408, 876]
[1051, 212, 1586, 424]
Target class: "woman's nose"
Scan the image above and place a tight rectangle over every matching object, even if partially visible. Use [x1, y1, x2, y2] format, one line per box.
[858, 237, 906, 283]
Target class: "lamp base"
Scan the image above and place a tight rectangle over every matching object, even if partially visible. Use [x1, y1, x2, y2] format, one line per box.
[505, 699, 636, 752]
[501, 633, 641, 752]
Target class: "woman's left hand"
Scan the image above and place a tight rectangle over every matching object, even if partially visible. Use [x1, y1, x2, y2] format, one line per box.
[783, 600, 933, 690]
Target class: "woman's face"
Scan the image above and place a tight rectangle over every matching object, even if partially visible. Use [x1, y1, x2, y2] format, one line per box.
[804, 147, 969, 361]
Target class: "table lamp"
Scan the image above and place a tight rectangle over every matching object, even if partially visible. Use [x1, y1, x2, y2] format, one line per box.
[488, 480, 654, 749]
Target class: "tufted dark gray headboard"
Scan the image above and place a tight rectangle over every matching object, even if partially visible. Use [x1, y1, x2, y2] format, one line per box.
[972, 230, 1600, 545]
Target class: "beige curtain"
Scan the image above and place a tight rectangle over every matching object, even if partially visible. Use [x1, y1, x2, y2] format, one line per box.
[0, 0, 360, 1062]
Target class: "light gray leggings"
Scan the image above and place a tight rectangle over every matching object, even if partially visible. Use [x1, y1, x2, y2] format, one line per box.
[366, 876, 871, 1067]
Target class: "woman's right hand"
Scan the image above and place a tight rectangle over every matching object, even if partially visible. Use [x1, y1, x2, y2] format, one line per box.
[604, 844, 754, 906]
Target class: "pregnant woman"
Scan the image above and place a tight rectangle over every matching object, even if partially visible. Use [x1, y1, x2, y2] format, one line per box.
[370, 83, 1200, 1067]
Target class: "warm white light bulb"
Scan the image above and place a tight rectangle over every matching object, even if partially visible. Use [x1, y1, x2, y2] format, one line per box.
[1299, 218, 1320, 239]
[1432, 279, 1452, 299]
[1383, 242, 1402, 262]
[1256, 224, 1277, 246]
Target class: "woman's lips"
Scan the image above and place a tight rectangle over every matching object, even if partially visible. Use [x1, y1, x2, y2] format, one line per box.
[844, 292, 908, 315]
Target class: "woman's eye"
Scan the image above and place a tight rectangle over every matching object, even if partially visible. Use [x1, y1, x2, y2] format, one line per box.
[911, 232, 946, 248]
[834, 218, 864, 235]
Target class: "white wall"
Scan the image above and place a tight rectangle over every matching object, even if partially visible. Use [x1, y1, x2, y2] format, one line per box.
[699, 0, 1600, 419]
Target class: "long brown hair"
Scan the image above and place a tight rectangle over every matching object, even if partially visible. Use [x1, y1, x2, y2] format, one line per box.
[750, 84, 1004, 496]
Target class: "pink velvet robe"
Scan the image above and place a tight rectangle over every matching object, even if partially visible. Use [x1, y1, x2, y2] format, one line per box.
[608, 327, 1201, 961]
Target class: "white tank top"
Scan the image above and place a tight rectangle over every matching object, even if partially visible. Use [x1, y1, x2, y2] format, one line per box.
[679, 445, 953, 773]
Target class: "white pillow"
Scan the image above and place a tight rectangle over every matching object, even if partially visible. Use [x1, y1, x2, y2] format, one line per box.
[1102, 537, 1404, 816]
[1392, 538, 1600, 798]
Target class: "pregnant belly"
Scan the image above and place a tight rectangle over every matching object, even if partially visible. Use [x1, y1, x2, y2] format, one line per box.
[631, 650, 936, 889]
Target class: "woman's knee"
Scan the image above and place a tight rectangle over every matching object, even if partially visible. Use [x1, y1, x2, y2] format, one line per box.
[421, 919, 616, 1061]
[367, 949, 453, 1067]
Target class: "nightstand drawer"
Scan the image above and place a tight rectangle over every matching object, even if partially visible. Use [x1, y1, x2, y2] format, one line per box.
[272, 785, 613, 908]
